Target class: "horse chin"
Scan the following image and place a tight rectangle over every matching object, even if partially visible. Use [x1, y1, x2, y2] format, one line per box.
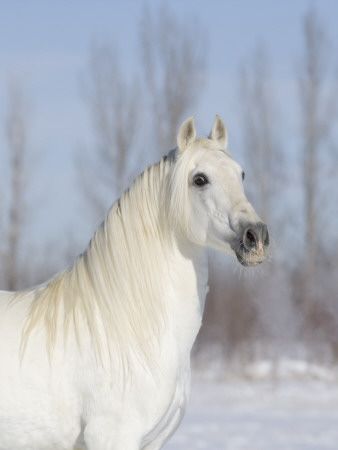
[235, 251, 265, 267]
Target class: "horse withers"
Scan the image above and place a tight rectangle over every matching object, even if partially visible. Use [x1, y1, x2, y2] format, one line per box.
[0, 115, 269, 449]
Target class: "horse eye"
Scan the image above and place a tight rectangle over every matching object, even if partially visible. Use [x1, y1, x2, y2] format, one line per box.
[242, 171, 245, 181]
[193, 173, 209, 187]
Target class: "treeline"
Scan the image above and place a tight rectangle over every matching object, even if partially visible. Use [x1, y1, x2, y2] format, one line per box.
[1, 7, 337, 366]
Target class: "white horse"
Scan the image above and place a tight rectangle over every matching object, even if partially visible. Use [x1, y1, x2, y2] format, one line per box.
[0, 116, 269, 450]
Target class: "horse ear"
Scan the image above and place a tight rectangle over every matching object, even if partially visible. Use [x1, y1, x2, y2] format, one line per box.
[177, 116, 196, 153]
[209, 115, 228, 148]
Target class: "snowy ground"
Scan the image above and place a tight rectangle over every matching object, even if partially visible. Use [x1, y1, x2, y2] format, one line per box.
[164, 363, 338, 450]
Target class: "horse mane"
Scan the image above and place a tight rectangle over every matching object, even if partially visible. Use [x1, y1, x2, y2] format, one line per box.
[19, 155, 180, 376]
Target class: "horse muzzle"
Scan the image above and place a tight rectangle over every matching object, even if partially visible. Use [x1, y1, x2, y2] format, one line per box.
[232, 222, 270, 267]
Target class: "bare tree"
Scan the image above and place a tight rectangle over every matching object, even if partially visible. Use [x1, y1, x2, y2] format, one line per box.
[297, 9, 337, 290]
[238, 43, 283, 229]
[196, 47, 284, 364]
[1, 79, 29, 290]
[199, 44, 296, 367]
[140, 6, 207, 154]
[79, 42, 141, 220]
[79, 8, 207, 221]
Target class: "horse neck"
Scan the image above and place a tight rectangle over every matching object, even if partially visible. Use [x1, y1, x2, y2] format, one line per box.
[171, 237, 209, 307]
[83, 179, 209, 321]
[70, 162, 206, 368]
[164, 238, 209, 348]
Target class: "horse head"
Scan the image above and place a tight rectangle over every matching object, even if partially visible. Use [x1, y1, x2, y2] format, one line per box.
[169, 115, 269, 266]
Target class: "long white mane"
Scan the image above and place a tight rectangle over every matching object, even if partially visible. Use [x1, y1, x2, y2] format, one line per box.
[18, 154, 185, 374]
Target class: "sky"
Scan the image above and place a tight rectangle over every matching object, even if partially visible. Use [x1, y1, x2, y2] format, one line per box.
[1, 0, 338, 268]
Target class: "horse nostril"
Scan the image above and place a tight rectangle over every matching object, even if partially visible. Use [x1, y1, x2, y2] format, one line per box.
[244, 228, 257, 250]
[243, 223, 269, 251]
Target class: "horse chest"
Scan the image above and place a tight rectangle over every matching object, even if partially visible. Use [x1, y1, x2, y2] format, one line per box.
[140, 359, 192, 448]
[140, 291, 203, 447]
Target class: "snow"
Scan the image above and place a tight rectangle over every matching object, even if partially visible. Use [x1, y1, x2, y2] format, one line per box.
[244, 359, 338, 382]
[164, 363, 338, 450]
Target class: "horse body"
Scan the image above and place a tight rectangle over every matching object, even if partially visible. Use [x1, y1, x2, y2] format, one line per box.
[0, 243, 207, 450]
[0, 116, 269, 449]
[0, 289, 82, 449]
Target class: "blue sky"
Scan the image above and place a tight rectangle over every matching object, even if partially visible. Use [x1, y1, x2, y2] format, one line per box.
[1, 0, 338, 264]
